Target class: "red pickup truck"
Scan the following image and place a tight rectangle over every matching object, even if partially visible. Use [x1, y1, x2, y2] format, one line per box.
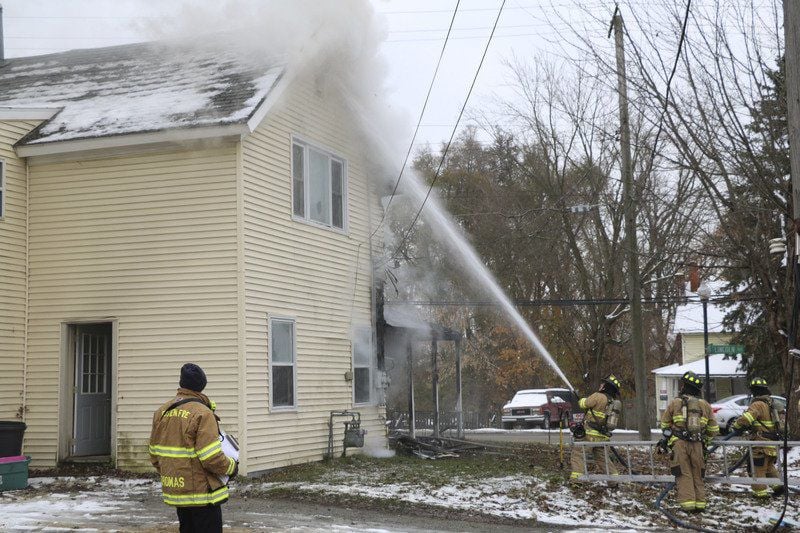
[501, 388, 578, 429]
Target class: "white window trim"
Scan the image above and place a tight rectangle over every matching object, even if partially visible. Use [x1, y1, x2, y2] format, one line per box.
[352, 326, 375, 406]
[0, 159, 5, 220]
[268, 315, 298, 411]
[290, 134, 348, 234]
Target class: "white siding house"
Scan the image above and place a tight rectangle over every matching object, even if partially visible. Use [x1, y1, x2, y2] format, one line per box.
[0, 39, 386, 474]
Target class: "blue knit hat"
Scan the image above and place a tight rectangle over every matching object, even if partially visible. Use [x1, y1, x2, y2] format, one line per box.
[179, 363, 207, 392]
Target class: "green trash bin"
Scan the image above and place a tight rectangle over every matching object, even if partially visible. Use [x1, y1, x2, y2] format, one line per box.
[0, 456, 31, 492]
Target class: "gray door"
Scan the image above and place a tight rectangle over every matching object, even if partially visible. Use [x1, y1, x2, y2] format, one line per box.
[73, 324, 111, 456]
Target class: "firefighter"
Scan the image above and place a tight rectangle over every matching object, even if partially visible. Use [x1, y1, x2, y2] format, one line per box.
[659, 371, 719, 513]
[731, 377, 785, 499]
[149, 363, 238, 533]
[570, 374, 623, 482]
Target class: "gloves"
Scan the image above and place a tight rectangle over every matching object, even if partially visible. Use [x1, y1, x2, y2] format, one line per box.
[656, 437, 670, 455]
[729, 425, 742, 436]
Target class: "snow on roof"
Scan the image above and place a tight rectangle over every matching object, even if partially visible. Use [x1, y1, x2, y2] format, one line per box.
[673, 281, 729, 334]
[652, 353, 746, 377]
[0, 38, 285, 145]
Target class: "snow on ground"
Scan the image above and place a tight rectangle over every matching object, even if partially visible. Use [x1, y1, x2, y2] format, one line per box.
[0, 476, 158, 531]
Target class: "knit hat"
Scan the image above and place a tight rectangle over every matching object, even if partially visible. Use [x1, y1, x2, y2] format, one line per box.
[179, 363, 207, 392]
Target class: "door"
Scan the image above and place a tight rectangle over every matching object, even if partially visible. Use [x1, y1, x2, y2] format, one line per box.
[73, 324, 112, 456]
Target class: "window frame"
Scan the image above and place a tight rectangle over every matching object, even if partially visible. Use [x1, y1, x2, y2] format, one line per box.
[0, 159, 5, 220]
[352, 326, 374, 406]
[290, 135, 348, 233]
[268, 315, 297, 411]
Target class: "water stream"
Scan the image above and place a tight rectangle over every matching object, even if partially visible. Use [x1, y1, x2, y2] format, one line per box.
[397, 167, 576, 392]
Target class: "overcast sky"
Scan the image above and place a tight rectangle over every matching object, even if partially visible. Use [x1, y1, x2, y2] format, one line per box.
[0, 0, 624, 146]
[0, 0, 781, 149]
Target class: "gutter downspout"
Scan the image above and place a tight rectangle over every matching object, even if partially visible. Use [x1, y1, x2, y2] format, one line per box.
[0, 4, 5, 64]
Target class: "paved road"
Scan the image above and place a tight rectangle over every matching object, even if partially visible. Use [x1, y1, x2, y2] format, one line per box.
[458, 429, 658, 445]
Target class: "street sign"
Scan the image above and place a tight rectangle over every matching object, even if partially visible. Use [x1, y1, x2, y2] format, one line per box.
[706, 344, 745, 355]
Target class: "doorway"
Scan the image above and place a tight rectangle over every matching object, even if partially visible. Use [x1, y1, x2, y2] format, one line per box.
[70, 323, 113, 457]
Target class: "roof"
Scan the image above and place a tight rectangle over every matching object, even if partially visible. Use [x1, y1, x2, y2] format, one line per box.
[0, 38, 285, 146]
[652, 353, 746, 377]
[383, 305, 462, 341]
[673, 281, 729, 334]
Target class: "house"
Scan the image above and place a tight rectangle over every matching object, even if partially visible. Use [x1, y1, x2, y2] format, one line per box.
[652, 284, 747, 421]
[0, 37, 386, 474]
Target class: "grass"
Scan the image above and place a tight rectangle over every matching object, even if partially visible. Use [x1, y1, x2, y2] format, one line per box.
[257, 444, 564, 488]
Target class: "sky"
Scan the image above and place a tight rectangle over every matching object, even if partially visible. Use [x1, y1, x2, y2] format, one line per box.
[0, 0, 622, 149]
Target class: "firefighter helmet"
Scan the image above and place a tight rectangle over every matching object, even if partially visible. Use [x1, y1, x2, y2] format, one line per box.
[749, 376, 771, 395]
[602, 374, 621, 395]
[681, 371, 703, 389]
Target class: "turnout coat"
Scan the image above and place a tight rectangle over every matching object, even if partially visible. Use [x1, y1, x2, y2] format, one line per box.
[149, 388, 236, 507]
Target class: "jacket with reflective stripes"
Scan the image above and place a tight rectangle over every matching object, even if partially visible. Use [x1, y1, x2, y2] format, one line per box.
[149, 388, 236, 507]
[732, 396, 780, 456]
[660, 394, 719, 446]
[578, 392, 612, 439]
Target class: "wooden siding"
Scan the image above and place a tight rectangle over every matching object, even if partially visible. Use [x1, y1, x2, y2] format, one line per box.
[26, 146, 240, 468]
[241, 76, 385, 473]
[681, 332, 733, 364]
[0, 121, 38, 421]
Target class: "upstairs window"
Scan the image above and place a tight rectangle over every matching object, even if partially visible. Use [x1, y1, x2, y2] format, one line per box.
[291, 138, 346, 230]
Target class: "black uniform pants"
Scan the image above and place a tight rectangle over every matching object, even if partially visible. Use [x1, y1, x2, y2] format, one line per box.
[176, 504, 223, 533]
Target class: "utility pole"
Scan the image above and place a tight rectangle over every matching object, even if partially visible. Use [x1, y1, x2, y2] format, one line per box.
[784, 0, 800, 435]
[612, 11, 651, 440]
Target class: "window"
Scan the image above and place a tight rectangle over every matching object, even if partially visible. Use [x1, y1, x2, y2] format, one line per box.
[0, 160, 4, 219]
[353, 327, 373, 404]
[291, 138, 346, 230]
[269, 318, 296, 408]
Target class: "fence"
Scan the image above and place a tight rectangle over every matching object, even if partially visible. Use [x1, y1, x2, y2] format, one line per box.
[572, 439, 800, 485]
[387, 410, 495, 432]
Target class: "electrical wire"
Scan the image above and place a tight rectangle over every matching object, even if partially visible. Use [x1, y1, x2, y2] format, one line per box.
[383, 294, 770, 308]
[389, 0, 507, 262]
[769, 256, 800, 531]
[371, 0, 462, 240]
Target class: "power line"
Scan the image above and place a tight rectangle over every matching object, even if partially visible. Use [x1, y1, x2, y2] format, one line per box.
[385, 295, 770, 307]
[371, 0, 462, 240]
[390, 0, 507, 261]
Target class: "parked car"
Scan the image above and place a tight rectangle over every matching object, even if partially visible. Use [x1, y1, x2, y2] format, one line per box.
[501, 388, 577, 429]
[711, 394, 786, 434]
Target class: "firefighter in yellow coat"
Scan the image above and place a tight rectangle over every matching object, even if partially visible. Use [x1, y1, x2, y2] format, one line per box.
[731, 377, 786, 499]
[660, 371, 719, 513]
[150, 363, 238, 533]
[570, 375, 623, 481]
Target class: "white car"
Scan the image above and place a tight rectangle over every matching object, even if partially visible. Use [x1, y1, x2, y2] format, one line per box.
[711, 394, 786, 434]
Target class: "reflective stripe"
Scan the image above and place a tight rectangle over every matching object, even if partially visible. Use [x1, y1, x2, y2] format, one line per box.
[679, 500, 696, 510]
[579, 398, 588, 409]
[589, 410, 606, 419]
[660, 422, 671, 429]
[570, 471, 582, 479]
[699, 417, 708, 424]
[672, 415, 686, 422]
[163, 486, 229, 506]
[585, 429, 610, 440]
[668, 435, 679, 446]
[149, 444, 197, 458]
[695, 501, 707, 510]
[753, 489, 770, 498]
[197, 441, 223, 461]
[226, 457, 236, 476]
[744, 412, 756, 424]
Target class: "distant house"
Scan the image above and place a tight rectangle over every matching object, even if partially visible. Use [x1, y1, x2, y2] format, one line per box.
[652, 284, 746, 421]
[0, 38, 385, 474]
